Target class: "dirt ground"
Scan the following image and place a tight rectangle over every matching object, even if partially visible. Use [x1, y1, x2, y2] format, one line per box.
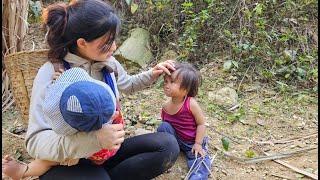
[2, 24, 318, 180]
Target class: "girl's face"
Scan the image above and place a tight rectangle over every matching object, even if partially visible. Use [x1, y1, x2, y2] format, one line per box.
[77, 34, 117, 62]
[163, 73, 187, 98]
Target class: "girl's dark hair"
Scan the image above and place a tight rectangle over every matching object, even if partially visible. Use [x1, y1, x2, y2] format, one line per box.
[42, 0, 120, 63]
[174, 62, 202, 97]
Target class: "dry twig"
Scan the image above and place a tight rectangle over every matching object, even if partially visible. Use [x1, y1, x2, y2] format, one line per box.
[270, 173, 294, 180]
[264, 151, 318, 180]
[245, 146, 317, 163]
[2, 128, 25, 140]
[211, 144, 317, 164]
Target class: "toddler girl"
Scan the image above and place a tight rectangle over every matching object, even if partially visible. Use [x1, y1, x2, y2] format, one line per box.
[157, 62, 212, 180]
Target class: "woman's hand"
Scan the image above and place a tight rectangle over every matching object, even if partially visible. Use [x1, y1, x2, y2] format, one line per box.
[52, 68, 64, 81]
[95, 124, 125, 150]
[151, 60, 176, 80]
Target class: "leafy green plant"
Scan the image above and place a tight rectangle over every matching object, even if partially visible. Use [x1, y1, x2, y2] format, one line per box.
[245, 149, 256, 158]
[221, 137, 230, 151]
[227, 107, 245, 123]
[113, 0, 317, 90]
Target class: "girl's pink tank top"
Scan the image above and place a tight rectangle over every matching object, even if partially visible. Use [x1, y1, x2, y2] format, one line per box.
[161, 97, 196, 142]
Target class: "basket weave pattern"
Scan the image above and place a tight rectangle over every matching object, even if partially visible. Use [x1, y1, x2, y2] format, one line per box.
[4, 50, 49, 123]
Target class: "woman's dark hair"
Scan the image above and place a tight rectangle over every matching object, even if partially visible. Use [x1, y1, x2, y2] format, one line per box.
[173, 62, 202, 97]
[42, 0, 120, 63]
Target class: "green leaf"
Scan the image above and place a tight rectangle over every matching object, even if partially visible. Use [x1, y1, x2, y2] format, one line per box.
[223, 60, 233, 71]
[131, 3, 138, 14]
[254, 3, 263, 15]
[285, 73, 290, 79]
[296, 67, 306, 77]
[245, 149, 255, 158]
[223, 29, 232, 37]
[221, 137, 230, 151]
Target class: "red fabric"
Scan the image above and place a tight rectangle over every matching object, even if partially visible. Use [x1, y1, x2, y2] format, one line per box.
[89, 102, 124, 165]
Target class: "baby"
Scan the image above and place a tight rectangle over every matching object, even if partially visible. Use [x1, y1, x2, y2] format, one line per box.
[2, 67, 124, 180]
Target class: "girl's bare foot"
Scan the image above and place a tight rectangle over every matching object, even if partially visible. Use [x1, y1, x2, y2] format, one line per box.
[2, 155, 28, 180]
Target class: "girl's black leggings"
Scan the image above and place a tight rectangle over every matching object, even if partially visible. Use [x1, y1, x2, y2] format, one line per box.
[39, 132, 179, 180]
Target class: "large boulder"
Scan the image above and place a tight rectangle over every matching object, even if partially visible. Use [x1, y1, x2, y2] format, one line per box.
[208, 87, 238, 108]
[114, 28, 153, 71]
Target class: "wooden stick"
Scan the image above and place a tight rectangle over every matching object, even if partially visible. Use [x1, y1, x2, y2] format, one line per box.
[245, 146, 317, 163]
[211, 144, 317, 164]
[270, 173, 294, 180]
[228, 104, 239, 111]
[2, 99, 14, 112]
[2, 128, 25, 139]
[273, 132, 318, 144]
[237, 64, 251, 92]
[264, 151, 318, 180]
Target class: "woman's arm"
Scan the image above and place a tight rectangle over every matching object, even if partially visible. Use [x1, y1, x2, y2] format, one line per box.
[107, 57, 175, 94]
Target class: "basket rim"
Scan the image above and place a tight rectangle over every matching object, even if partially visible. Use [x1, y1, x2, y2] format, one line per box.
[4, 49, 49, 59]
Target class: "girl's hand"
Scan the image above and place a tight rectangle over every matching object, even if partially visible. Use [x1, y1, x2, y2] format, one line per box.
[151, 60, 176, 80]
[192, 143, 206, 157]
[52, 68, 64, 81]
[95, 124, 125, 150]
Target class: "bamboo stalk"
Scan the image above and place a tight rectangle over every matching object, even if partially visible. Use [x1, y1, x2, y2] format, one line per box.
[2, 0, 29, 114]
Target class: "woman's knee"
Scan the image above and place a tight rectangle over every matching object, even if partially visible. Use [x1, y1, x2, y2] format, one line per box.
[157, 121, 175, 135]
[157, 133, 180, 170]
[158, 132, 179, 157]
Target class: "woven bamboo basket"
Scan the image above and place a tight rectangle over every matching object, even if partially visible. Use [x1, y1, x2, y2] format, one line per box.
[4, 49, 49, 124]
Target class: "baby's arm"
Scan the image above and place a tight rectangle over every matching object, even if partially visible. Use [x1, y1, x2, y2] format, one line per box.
[189, 98, 206, 157]
[24, 159, 59, 177]
[2, 155, 59, 179]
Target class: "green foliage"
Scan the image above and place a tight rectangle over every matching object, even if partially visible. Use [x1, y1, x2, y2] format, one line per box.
[227, 107, 245, 123]
[114, 0, 318, 89]
[28, 0, 42, 23]
[245, 149, 256, 158]
[221, 137, 230, 151]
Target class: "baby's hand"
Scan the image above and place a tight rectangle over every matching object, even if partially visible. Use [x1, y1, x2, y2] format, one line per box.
[111, 111, 120, 120]
[192, 143, 206, 157]
[52, 68, 64, 81]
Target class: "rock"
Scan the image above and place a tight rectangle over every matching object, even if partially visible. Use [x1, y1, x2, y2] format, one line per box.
[243, 83, 261, 92]
[159, 50, 178, 62]
[256, 119, 266, 126]
[126, 126, 136, 135]
[146, 118, 161, 126]
[146, 126, 154, 131]
[125, 120, 131, 125]
[138, 117, 148, 124]
[114, 28, 153, 69]
[297, 141, 305, 148]
[134, 128, 152, 136]
[283, 49, 297, 60]
[208, 87, 238, 108]
[228, 76, 238, 81]
[295, 120, 306, 128]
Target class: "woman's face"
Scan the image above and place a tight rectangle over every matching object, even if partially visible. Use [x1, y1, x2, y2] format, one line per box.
[77, 34, 117, 62]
